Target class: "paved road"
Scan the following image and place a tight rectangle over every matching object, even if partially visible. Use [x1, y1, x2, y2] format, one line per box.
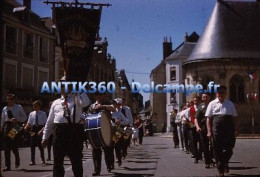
[1, 134, 260, 177]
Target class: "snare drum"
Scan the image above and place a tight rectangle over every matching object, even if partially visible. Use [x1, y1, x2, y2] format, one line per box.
[85, 112, 112, 148]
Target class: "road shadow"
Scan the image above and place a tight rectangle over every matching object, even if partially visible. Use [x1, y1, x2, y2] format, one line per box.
[21, 169, 53, 172]
[229, 166, 258, 170]
[111, 173, 153, 177]
[227, 175, 260, 177]
[124, 167, 156, 171]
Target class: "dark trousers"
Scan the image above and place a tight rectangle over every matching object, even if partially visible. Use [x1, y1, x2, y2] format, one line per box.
[30, 135, 45, 163]
[114, 138, 123, 162]
[189, 127, 199, 160]
[212, 116, 235, 173]
[138, 127, 144, 145]
[47, 134, 53, 160]
[172, 123, 179, 147]
[199, 131, 212, 165]
[122, 137, 131, 157]
[53, 124, 84, 177]
[92, 145, 114, 173]
[4, 137, 20, 168]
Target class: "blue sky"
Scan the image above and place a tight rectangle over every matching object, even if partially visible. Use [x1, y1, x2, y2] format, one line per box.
[18, 0, 217, 102]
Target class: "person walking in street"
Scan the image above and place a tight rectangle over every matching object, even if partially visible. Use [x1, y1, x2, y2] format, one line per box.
[41, 77, 90, 177]
[1, 94, 27, 172]
[195, 93, 214, 169]
[46, 101, 53, 161]
[206, 86, 239, 177]
[24, 100, 47, 165]
[186, 97, 201, 164]
[89, 94, 115, 176]
[120, 98, 133, 159]
[111, 98, 129, 168]
[170, 108, 179, 148]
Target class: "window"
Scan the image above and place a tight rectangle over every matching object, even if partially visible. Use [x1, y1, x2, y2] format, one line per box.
[22, 64, 34, 90]
[39, 37, 48, 62]
[4, 63, 17, 88]
[5, 26, 17, 54]
[24, 33, 34, 58]
[170, 67, 176, 81]
[229, 74, 245, 103]
[38, 70, 48, 92]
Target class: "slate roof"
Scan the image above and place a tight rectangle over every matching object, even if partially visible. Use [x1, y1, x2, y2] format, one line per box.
[185, 0, 260, 64]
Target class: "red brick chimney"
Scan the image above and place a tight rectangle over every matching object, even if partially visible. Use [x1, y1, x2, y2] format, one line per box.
[23, 0, 31, 10]
[163, 36, 172, 59]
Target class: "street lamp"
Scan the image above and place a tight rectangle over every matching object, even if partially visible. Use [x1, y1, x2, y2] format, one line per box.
[247, 91, 258, 136]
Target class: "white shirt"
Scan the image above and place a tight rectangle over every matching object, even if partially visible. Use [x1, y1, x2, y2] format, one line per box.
[175, 109, 187, 125]
[1, 104, 27, 127]
[111, 109, 129, 126]
[27, 110, 47, 126]
[42, 93, 90, 140]
[121, 106, 133, 126]
[205, 98, 237, 118]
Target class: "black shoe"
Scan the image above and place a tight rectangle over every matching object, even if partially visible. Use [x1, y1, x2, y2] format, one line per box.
[15, 161, 20, 168]
[205, 164, 210, 169]
[224, 164, 229, 173]
[92, 172, 100, 176]
[118, 160, 122, 167]
[3, 167, 11, 172]
[191, 155, 195, 158]
[107, 167, 112, 172]
[194, 159, 198, 164]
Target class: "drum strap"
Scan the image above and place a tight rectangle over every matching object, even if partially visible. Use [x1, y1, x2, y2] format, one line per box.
[73, 95, 76, 124]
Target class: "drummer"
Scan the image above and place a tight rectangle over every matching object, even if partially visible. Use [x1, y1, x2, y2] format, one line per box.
[41, 76, 90, 177]
[111, 98, 129, 167]
[89, 94, 116, 176]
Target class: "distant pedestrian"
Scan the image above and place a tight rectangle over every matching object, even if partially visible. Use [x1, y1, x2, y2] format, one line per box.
[24, 100, 47, 165]
[206, 86, 239, 177]
[131, 123, 139, 145]
[170, 108, 179, 148]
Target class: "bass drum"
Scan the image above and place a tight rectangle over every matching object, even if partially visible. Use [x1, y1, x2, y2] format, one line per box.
[85, 111, 112, 148]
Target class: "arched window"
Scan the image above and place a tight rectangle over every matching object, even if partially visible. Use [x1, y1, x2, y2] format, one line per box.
[229, 74, 245, 103]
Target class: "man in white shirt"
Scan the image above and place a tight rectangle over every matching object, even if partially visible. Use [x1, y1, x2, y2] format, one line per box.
[24, 100, 47, 165]
[41, 80, 90, 177]
[1, 94, 27, 171]
[206, 86, 239, 177]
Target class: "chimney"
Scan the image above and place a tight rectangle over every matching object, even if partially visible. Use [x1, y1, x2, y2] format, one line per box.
[163, 36, 172, 59]
[23, 0, 31, 10]
[184, 32, 189, 42]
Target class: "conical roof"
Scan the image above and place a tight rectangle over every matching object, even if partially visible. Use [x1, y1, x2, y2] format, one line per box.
[185, 0, 260, 64]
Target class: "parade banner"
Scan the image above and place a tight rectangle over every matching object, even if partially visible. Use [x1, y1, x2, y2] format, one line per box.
[53, 6, 101, 81]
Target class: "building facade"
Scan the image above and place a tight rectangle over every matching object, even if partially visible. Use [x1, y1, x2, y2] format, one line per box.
[1, 0, 55, 113]
[165, 32, 199, 132]
[183, 0, 260, 134]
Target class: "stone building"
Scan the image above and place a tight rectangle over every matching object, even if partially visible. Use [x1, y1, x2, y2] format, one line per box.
[183, 0, 260, 134]
[165, 32, 199, 132]
[150, 37, 172, 132]
[1, 0, 55, 113]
